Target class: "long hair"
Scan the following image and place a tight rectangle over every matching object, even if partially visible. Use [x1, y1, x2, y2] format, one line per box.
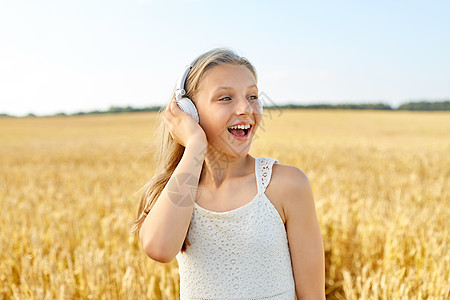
[130, 47, 258, 252]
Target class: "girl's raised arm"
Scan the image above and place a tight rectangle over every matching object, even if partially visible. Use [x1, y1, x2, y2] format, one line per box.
[139, 98, 207, 263]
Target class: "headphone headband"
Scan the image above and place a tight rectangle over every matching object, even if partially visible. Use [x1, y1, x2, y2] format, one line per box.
[175, 54, 202, 101]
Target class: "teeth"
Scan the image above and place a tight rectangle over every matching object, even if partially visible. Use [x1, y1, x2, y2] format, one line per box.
[228, 124, 251, 130]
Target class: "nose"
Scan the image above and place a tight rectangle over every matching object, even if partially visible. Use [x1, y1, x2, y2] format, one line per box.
[234, 95, 253, 115]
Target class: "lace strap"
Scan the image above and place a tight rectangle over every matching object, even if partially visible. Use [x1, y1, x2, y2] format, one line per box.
[256, 157, 279, 196]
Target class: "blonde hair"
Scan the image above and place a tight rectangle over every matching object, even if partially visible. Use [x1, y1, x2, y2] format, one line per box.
[130, 47, 258, 252]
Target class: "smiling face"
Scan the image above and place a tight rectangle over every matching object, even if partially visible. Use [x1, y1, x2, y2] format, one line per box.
[193, 64, 261, 158]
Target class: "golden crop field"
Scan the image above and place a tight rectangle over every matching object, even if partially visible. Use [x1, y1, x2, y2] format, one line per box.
[1, 109, 449, 299]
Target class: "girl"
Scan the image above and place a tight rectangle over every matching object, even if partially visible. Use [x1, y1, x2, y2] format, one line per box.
[131, 48, 325, 299]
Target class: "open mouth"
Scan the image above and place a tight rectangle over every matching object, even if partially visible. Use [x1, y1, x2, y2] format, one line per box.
[227, 125, 251, 138]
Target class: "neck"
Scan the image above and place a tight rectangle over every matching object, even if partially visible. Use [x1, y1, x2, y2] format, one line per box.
[199, 145, 254, 189]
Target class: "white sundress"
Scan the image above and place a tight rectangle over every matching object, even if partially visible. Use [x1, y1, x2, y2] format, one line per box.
[175, 157, 296, 299]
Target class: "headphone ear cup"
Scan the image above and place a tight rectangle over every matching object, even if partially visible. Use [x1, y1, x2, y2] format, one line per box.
[258, 98, 263, 116]
[177, 97, 200, 123]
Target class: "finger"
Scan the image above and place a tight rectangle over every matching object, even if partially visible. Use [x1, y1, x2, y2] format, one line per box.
[164, 105, 175, 120]
[171, 97, 186, 117]
[162, 113, 174, 132]
[163, 116, 174, 135]
[170, 98, 180, 115]
[162, 112, 168, 124]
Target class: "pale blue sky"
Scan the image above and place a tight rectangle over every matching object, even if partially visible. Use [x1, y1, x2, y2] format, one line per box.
[1, 0, 449, 116]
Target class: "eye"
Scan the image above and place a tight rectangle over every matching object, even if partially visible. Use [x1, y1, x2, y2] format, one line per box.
[248, 95, 258, 100]
[219, 96, 232, 101]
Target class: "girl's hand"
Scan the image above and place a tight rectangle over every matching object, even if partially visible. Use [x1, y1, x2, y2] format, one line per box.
[163, 98, 207, 148]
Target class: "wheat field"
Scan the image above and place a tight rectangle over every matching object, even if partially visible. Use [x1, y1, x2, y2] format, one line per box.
[0, 109, 449, 299]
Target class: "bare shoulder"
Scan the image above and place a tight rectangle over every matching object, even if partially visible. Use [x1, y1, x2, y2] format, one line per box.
[271, 163, 311, 195]
[270, 163, 314, 222]
[272, 163, 309, 183]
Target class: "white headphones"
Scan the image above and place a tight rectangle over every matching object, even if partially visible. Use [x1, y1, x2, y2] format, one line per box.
[175, 55, 263, 123]
[174, 55, 201, 122]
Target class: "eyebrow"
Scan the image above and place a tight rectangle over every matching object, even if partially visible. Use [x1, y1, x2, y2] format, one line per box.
[213, 84, 258, 92]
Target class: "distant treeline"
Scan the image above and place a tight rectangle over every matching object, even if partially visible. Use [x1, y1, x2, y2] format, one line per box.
[1, 100, 449, 118]
[282, 100, 450, 111]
